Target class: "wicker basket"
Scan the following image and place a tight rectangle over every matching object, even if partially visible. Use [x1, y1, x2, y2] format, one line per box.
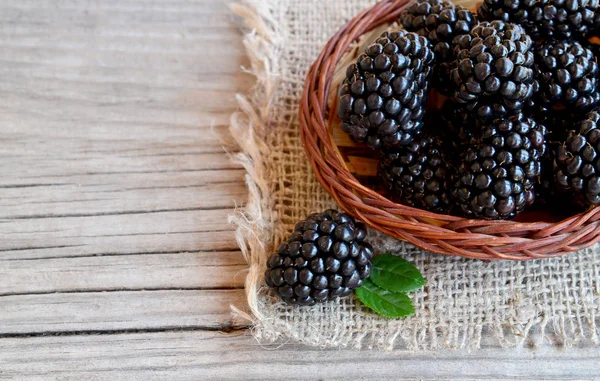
[299, 0, 600, 260]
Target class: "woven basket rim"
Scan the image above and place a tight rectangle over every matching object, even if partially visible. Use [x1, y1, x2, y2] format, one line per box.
[298, 0, 600, 260]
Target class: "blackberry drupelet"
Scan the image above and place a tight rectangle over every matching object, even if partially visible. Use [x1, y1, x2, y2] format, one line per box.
[399, 0, 477, 94]
[451, 21, 537, 121]
[477, 0, 600, 40]
[535, 41, 599, 115]
[453, 114, 547, 219]
[379, 135, 452, 213]
[265, 210, 374, 306]
[338, 30, 435, 150]
[554, 111, 600, 205]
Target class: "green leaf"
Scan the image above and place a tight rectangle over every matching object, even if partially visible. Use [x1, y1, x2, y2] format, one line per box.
[370, 254, 425, 293]
[355, 278, 415, 318]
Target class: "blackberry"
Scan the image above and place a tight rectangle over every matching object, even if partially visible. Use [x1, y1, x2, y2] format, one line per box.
[477, 0, 600, 40]
[379, 135, 452, 213]
[534, 41, 600, 114]
[453, 114, 547, 219]
[554, 111, 600, 205]
[338, 31, 435, 150]
[399, 0, 477, 94]
[265, 210, 374, 306]
[451, 21, 536, 121]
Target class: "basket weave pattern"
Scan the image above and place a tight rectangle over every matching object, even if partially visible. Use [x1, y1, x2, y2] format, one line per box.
[299, 0, 600, 260]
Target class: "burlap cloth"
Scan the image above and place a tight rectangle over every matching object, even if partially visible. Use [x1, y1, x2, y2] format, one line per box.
[230, 0, 600, 350]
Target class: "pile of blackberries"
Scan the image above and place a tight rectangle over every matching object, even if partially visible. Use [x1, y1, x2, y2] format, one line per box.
[338, 0, 600, 220]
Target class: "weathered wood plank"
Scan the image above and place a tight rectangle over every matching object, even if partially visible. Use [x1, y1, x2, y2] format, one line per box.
[0, 0, 249, 229]
[0, 181, 245, 219]
[1, 331, 599, 380]
[0, 251, 246, 295]
[0, 169, 244, 189]
[0, 0, 250, 306]
[0, 209, 239, 260]
[0, 153, 242, 178]
[0, 290, 248, 335]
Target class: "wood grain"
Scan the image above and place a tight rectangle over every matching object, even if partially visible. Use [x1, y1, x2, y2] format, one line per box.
[0, 0, 250, 297]
[1, 331, 600, 380]
[0, 0, 254, 348]
[0, 209, 240, 260]
[0, 290, 248, 335]
[0, 0, 596, 379]
[1, 250, 246, 295]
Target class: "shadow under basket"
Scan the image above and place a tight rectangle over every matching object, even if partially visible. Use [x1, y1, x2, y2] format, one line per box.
[298, 0, 600, 260]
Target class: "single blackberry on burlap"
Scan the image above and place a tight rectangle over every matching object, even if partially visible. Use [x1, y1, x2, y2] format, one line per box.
[399, 0, 477, 94]
[451, 21, 536, 122]
[265, 210, 374, 306]
[338, 30, 435, 150]
[453, 114, 547, 219]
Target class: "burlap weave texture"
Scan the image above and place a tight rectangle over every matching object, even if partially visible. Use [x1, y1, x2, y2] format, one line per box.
[230, 0, 600, 350]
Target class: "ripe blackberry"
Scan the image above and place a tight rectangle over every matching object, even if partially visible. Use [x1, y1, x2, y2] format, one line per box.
[379, 135, 452, 213]
[477, 0, 600, 40]
[338, 31, 435, 150]
[534, 41, 600, 116]
[451, 21, 536, 121]
[399, 0, 477, 94]
[453, 114, 547, 219]
[265, 210, 374, 306]
[554, 111, 600, 205]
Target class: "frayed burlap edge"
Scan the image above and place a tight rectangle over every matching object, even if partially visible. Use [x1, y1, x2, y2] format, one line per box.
[228, 0, 280, 327]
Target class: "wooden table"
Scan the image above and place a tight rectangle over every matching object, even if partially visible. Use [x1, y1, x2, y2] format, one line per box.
[0, 1, 598, 379]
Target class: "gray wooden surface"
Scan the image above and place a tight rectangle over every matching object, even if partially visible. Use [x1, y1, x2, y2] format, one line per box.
[0, 1, 598, 379]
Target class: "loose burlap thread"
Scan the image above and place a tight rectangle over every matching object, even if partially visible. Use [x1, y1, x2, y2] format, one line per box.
[229, 0, 600, 350]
